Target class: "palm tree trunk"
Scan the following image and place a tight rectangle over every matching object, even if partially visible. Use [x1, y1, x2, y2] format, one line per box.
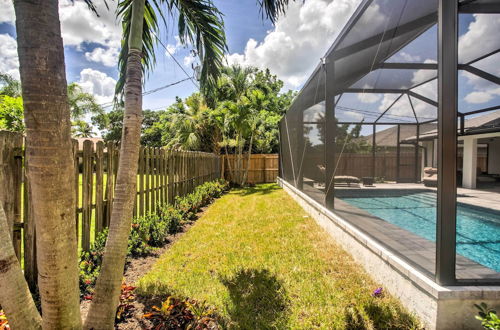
[0, 204, 42, 329]
[84, 0, 145, 328]
[224, 142, 234, 182]
[14, 1, 82, 328]
[241, 131, 254, 186]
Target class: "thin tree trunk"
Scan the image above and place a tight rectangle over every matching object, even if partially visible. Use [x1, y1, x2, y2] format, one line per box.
[241, 131, 254, 186]
[14, 1, 82, 328]
[84, 0, 145, 328]
[0, 204, 42, 329]
[224, 143, 234, 182]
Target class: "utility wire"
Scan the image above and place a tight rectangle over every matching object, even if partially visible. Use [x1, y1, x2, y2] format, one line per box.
[99, 76, 193, 108]
[151, 31, 200, 89]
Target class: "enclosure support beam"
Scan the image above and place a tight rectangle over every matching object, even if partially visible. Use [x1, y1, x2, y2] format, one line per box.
[372, 124, 376, 179]
[325, 60, 336, 210]
[436, 0, 458, 286]
[396, 125, 401, 182]
[415, 124, 420, 182]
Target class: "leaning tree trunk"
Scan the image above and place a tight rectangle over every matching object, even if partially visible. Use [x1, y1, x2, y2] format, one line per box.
[0, 204, 42, 329]
[14, 0, 82, 328]
[84, 0, 145, 328]
[241, 131, 254, 186]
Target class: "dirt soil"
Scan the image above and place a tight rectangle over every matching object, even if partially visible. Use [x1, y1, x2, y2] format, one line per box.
[80, 207, 208, 329]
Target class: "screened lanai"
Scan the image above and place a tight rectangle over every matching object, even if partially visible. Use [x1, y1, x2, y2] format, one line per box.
[279, 0, 500, 285]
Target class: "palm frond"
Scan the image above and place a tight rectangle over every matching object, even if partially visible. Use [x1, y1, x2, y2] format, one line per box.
[115, 0, 227, 103]
[171, 0, 227, 94]
[258, 0, 294, 23]
[115, 0, 163, 102]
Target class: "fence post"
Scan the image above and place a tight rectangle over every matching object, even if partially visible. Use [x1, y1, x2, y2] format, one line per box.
[81, 140, 93, 252]
[95, 141, 104, 233]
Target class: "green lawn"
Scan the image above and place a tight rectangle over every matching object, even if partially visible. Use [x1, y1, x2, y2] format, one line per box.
[137, 184, 421, 329]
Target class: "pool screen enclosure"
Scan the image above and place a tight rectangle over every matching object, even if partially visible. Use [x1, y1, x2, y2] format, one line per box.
[278, 0, 500, 285]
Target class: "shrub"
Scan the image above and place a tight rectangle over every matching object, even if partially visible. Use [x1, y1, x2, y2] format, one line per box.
[79, 228, 108, 297]
[475, 303, 500, 330]
[143, 296, 224, 329]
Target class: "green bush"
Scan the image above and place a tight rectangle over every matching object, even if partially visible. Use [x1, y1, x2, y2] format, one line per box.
[79, 228, 108, 297]
[475, 303, 500, 330]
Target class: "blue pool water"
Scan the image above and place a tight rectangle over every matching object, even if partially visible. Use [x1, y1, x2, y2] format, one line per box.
[339, 191, 500, 273]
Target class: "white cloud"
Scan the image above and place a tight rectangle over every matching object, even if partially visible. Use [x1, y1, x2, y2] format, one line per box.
[357, 92, 381, 104]
[85, 47, 119, 67]
[183, 55, 195, 67]
[166, 36, 184, 55]
[465, 91, 494, 104]
[0, 34, 19, 79]
[0, 0, 15, 24]
[77, 68, 116, 104]
[58, 0, 121, 48]
[226, 0, 362, 89]
[458, 14, 500, 65]
[1, 0, 122, 68]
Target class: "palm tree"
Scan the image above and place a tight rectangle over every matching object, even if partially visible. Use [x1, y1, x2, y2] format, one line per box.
[67, 82, 104, 121]
[84, 1, 227, 328]
[11, 0, 82, 328]
[167, 93, 220, 151]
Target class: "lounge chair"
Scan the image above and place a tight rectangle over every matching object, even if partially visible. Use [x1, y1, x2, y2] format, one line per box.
[423, 167, 437, 187]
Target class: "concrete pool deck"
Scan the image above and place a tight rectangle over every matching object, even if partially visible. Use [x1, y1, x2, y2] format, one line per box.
[278, 178, 500, 329]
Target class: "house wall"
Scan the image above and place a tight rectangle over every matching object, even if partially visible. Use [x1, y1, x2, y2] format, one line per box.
[488, 139, 500, 174]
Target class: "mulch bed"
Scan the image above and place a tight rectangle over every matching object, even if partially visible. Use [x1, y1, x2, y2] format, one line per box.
[80, 206, 208, 329]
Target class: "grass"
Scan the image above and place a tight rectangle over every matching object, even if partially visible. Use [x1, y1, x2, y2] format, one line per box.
[137, 184, 422, 329]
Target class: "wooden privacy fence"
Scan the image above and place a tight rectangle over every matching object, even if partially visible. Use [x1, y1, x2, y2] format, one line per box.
[222, 154, 279, 184]
[0, 131, 221, 289]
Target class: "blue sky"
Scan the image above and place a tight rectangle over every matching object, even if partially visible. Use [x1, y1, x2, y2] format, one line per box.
[0, 0, 275, 110]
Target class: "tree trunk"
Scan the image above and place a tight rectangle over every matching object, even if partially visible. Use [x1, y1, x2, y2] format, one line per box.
[14, 0, 82, 328]
[224, 143, 234, 183]
[0, 204, 42, 329]
[241, 131, 254, 186]
[84, 0, 145, 328]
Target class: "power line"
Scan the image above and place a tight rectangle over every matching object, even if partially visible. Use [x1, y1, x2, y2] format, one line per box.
[99, 76, 194, 108]
[151, 31, 200, 89]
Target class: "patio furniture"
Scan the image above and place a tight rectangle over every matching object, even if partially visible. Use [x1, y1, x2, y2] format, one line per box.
[423, 167, 437, 187]
[334, 176, 360, 187]
[362, 177, 374, 186]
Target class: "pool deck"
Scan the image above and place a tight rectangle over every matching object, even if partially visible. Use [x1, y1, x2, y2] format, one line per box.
[301, 182, 500, 280]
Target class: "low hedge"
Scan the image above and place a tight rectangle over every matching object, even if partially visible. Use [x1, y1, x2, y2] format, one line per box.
[79, 179, 229, 297]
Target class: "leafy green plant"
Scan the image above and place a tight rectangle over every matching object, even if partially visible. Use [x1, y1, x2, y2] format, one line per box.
[79, 228, 108, 298]
[143, 296, 224, 329]
[115, 283, 136, 323]
[475, 303, 500, 330]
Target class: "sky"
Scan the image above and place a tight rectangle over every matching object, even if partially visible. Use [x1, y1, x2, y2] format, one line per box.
[0, 0, 363, 111]
[0, 0, 499, 129]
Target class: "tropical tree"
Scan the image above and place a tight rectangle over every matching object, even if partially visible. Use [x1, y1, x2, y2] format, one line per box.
[84, 1, 227, 328]
[71, 120, 94, 138]
[0, 95, 24, 132]
[67, 82, 103, 121]
[167, 93, 222, 152]
[10, 1, 82, 328]
[0, 73, 21, 97]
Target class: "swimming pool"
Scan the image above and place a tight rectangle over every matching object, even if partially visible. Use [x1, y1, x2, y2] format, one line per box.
[338, 191, 500, 273]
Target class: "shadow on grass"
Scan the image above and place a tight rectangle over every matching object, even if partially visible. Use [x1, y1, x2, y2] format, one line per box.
[344, 299, 422, 330]
[220, 268, 290, 329]
[233, 184, 281, 196]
